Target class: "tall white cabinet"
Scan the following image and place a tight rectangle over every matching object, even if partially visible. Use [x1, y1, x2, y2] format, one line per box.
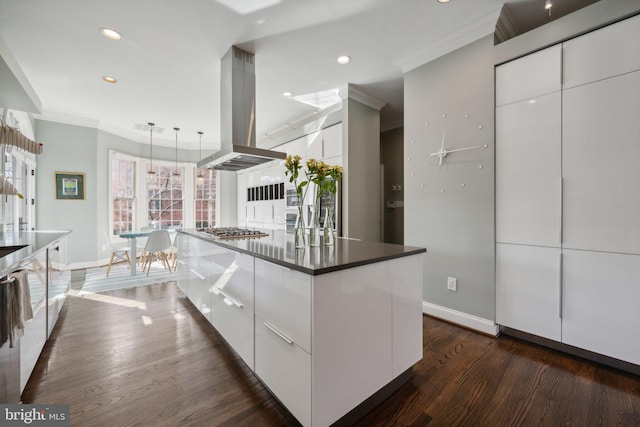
[495, 44, 563, 342]
[496, 14, 640, 367]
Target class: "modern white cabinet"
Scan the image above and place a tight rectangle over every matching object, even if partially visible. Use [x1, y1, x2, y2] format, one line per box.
[562, 70, 640, 254]
[185, 237, 215, 322]
[177, 232, 424, 426]
[306, 130, 323, 160]
[495, 44, 562, 107]
[322, 123, 342, 160]
[496, 91, 562, 247]
[495, 15, 640, 368]
[495, 244, 561, 342]
[0, 232, 72, 395]
[210, 250, 255, 369]
[561, 249, 640, 365]
[255, 259, 311, 353]
[562, 13, 640, 90]
[254, 254, 422, 427]
[254, 259, 312, 426]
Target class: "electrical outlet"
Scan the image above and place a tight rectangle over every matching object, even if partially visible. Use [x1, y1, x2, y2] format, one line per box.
[447, 277, 457, 291]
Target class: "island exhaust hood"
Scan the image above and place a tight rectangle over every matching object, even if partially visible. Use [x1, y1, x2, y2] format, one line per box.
[197, 47, 286, 171]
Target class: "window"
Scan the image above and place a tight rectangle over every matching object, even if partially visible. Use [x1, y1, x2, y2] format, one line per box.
[111, 157, 136, 235]
[109, 150, 202, 234]
[147, 165, 184, 228]
[195, 169, 216, 228]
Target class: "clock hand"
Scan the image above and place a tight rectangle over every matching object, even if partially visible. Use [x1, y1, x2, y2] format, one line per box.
[438, 130, 446, 165]
[444, 145, 480, 154]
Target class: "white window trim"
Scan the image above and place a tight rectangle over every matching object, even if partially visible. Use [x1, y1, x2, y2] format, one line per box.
[108, 150, 139, 241]
[109, 150, 199, 241]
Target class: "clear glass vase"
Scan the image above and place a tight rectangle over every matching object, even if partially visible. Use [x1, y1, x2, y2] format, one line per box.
[323, 201, 335, 246]
[294, 207, 306, 249]
[309, 201, 321, 247]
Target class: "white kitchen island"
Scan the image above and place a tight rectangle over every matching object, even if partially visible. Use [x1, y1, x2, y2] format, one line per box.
[176, 230, 425, 427]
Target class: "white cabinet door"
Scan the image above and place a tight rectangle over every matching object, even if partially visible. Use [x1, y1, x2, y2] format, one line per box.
[496, 44, 562, 106]
[210, 251, 255, 369]
[20, 305, 46, 393]
[562, 250, 640, 365]
[496, 91, 562, 247]
[563, 14, 640, 90]
[562, 71, 640, 254]
[285, 137, 307, 158]
[254, 315, 311, 427]
[312, 262, 393, 427]
[322, 123, 342, 159]
[175, 235, 189, 295]
[306, 130, 323, 160]
[187, 238, 216, 323]
[255, 259, 311, 353]
[496, 243, 562, 341]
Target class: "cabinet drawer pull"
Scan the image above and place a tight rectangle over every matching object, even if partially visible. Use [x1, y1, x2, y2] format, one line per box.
[216, 289, 243, 308]
[190, 268, 206, 281]
[263, 321, 294, 345]
[559, 252, 563, 319]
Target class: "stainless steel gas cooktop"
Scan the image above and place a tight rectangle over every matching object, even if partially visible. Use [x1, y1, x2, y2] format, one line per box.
[197, 227, 269, 240]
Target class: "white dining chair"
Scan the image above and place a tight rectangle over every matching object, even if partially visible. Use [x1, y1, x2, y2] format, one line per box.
[136, 226, 156, 266]
[141, 230, 173, 276]
[104, 231, 131, 277]
[167, 225, 181, 270]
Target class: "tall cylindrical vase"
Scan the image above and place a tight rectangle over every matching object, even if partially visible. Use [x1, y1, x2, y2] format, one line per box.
[294, 206, 306, 249]
[323, 192, 335, 246]
[309, 198, 321, 247]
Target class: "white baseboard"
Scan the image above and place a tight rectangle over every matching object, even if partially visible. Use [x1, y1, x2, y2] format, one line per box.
[422, 301, 499, 336]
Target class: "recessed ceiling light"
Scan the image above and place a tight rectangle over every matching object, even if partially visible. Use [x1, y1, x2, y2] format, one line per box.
[437, 0, 451, 3]
[102, 76, 117, 84]
[337, 55, 351, 65]
[282, 91, 293, 97]
[100, 27, 122, 41]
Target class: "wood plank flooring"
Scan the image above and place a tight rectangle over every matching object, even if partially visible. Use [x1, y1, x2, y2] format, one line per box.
[22, 283, 640, 426]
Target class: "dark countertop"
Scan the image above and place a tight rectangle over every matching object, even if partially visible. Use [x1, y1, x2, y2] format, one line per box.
[0, 230, 71, 278]
[179, 229, 426, 276]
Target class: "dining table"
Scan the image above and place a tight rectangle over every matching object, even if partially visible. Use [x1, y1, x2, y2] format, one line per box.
[118, 230, 153, 276]
[118, 229, 178, 276]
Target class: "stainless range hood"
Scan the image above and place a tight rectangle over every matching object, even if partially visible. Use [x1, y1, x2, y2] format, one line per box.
[198, 47, 286, 171]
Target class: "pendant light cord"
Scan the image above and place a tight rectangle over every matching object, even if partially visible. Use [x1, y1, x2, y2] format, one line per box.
[174, 127, 180, 175]
[148, 122, 155, 175]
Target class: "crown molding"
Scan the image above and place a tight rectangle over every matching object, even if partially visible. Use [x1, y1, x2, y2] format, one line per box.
[339, 84, 387, 111]
[494, 4, 520, 44]
[381, 118, 404, 133]
[395, 5, 502, 73]
[0, 34, 41, 114]
[33, 111, 212, 150]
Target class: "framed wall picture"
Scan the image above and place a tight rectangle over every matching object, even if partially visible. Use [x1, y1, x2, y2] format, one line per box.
[55, 172, 85, 200]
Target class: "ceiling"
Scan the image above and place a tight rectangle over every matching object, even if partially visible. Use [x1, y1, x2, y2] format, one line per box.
[0, 0, 597, 149]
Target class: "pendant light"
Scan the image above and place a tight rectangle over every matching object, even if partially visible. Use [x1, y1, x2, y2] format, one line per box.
[148, 122, 156, 176]
[173, 127, 180, 177]
[197, 131, 204, 181]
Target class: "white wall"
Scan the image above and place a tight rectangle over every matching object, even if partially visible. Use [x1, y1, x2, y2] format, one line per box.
[35, 120, 99, 263]
[404, 35, 496, 328]
[36, 120, 201, 265]
[343, 96, 381, 242]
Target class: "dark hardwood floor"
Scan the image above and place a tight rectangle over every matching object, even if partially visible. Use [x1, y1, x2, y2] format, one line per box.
[23, 283, 640, 426]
